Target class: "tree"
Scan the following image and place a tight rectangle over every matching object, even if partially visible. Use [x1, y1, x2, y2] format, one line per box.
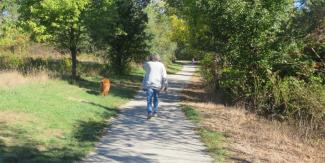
[0, 0, 19, 24]
[87, 0, 150, 74]
[293, 0, 325, 76]
[167, 0, 325, 129]
[145, 2, 177, 64]
[18, 0, 90, 79]
[0, 0, 28, 52]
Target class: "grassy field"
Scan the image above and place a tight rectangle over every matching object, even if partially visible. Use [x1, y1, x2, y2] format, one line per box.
[0, 61, 182, 162]
[0, 71, 142, 162]
[181, 106, 227, 162]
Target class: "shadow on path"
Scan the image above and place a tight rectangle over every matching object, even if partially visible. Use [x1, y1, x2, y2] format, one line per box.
[83, 64, 213, 163]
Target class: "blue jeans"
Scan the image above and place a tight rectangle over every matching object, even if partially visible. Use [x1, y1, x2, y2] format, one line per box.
[146, 88, 159, 114]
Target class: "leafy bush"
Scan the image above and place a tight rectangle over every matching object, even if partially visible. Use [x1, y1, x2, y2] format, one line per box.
[272, 77, 325, 129]
[0, 55, 104, 76]
[0, 55, 24, 69]
[168, 0, 325, 132]
[147, 6, 178, 65]
[200, 53, 220, 90]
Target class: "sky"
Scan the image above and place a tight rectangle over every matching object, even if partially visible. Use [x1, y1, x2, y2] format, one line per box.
[294, 0, 304, 9]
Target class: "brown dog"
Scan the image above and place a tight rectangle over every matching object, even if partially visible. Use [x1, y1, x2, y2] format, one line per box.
[100, 79, 110, 96]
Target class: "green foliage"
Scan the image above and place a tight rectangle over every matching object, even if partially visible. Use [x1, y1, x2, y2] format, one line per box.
[169, 15, 194, 60]
[0, 28, 29, 50]
[272, 77, 325, 128]
[0, 55, 104, 77]
[145, 2, 177, 64]
[0, 0, 29, 50]
[0, 0, 19, 29]
[168, 0, 325, 130]
[19, 0, 89, 45]
[18, 0, 91, 78]
[292, 0, 325, 78]
[87, 0, 150, 74]
[200, 53, 218, 88]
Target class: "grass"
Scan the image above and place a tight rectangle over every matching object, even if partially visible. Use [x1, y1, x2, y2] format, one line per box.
[182, 69, 325, 162]
[182, 105, 201, 123]
[199, 129, 227, 162]
[0, 52, 182, 162]
[182, 105, 227, 162]
[167, 62, 183, 74]
[0, 70, 143, 162]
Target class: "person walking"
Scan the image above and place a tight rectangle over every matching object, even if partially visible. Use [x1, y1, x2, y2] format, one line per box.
[142, 55, 168, 119]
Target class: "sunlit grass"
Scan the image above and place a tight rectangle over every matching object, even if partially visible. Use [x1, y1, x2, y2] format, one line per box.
[182, 105, 227, 162]
[0, 71, 142, 162]
[182, 105, 201, 123]
[167, 62, 183, 74]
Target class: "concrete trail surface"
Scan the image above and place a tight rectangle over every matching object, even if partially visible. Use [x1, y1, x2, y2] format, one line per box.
[83, 63, 213, 163]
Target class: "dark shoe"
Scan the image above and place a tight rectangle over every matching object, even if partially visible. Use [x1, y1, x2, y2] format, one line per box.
[147, 113, 152, 120]
[152, 112, 158, 117]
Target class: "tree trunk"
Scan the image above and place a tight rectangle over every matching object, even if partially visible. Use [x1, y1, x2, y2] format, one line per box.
[117, 57, 124, 74]
[70, 47, 78, 79]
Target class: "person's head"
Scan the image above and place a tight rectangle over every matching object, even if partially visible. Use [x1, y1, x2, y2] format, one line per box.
[145, 55, 150, 61]
[149, 54, 160, 62]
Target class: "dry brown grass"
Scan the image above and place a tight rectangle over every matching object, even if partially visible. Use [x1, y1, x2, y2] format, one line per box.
[182, 73, 325, 163]
[0, 71, 48, 89]
[0, 111, 37, 125]
[0, 111, 39, 145]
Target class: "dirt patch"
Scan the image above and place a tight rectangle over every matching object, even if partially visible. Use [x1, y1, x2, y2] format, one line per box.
[0, 71, 48, 89]
[182, 73, 325, 163]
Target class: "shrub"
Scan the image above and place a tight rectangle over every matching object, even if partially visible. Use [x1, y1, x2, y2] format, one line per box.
[0, 55, 104, 77]
[200, 53, 220, 91]
[272, 77, 325, 130]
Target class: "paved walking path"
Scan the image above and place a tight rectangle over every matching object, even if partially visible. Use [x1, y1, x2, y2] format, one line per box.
[83, 64, 213, 163]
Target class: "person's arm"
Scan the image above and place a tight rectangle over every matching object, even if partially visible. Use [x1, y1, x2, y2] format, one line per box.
[142, 62, 149, 91]
[161, 64, 168, 91]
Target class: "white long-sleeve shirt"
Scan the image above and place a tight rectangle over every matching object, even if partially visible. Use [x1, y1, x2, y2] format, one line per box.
[142, 61, 168, 90]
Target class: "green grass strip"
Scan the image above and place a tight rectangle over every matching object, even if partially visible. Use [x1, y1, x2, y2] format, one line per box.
[167, 62, 183, 74]
[199, 128, 227, 162]
[182, 105, 227, 162]
[182, 105, 201, 123]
